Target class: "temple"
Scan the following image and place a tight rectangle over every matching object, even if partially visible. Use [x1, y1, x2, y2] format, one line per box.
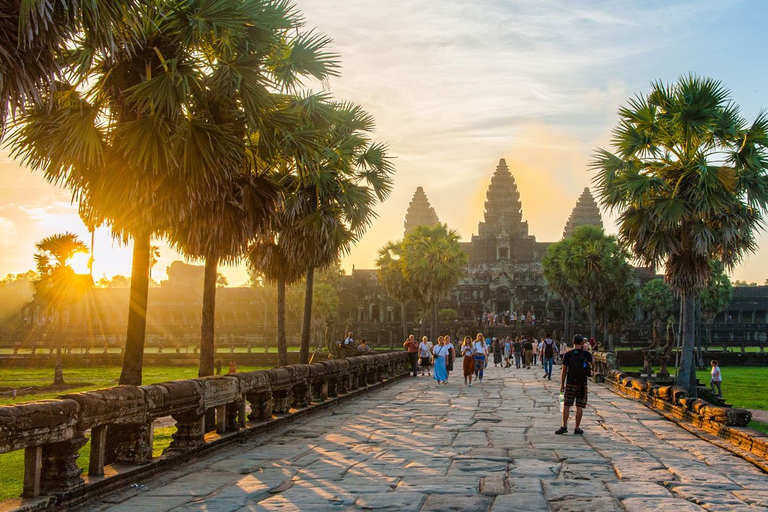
[563, 187, 603, 239]
[403, 186, 440, 237]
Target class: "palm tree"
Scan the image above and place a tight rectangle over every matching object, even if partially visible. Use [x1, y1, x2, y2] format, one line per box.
[169, 173, 279, 377]
[33, 232, 91, 385]
[149, 246, 160, 282]
[542, 237, 577, 342]
[249, 233, 306, 367]
[283, 101, 394, 364]
[639, 279, 674, 348]
[592, 74, 768, 395]
[0, 0, 135, 131]
[401, 224, 467, 341]
[377, 241, 416, 342]
[8, 1, 339, 384]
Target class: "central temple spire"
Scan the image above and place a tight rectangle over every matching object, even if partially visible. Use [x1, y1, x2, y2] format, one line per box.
[478, 158, 528, 238]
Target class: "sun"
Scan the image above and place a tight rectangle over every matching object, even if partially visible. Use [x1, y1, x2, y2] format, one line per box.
[69, 252, 91, 275]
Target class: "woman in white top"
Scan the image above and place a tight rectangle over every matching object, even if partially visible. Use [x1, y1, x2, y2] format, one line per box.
[433, 336, 450, 385]
[461, 336, 475, 386]
[418, 336, 432, 376]
[472, 333, 488, 383]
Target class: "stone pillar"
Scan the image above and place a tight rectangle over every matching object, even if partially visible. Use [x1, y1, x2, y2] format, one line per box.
[246, 392, 273, 421]
[106, 422, 153, 464]
[40, 435, 87, 495]
[89, 425, 108, 476]
[23, 445, 43, 498]
[167, 411, 205, 453]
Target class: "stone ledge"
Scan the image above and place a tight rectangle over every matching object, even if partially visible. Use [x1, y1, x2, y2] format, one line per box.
[604, 377, 768, 473]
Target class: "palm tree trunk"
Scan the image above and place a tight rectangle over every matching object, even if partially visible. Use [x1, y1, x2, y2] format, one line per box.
[563, 298, 569, 342]
[199, 256, 218, 377]
[53, 323, 64, 386]
[400, 302, 407, 342]
[589, 300, 596, 341]
[299, 266, 314, 364]
[432, 302, 439, 342]
[676, 290, 697, 397]
[119, 231, 151, 385]
[277, 274, 287, 367]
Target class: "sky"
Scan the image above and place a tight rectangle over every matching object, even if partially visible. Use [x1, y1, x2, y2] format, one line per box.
[1, 0, 768, 285]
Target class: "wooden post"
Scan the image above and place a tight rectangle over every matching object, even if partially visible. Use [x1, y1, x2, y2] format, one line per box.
[23, 445, 42, 498]
[89, 425, 108, 476]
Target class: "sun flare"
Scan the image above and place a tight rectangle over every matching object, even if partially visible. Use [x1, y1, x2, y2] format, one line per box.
[69, 252, 91, 275]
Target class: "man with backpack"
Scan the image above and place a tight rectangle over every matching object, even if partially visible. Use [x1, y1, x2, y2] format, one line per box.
[556, 335, 593, 435]
[541, 333, 557, 380]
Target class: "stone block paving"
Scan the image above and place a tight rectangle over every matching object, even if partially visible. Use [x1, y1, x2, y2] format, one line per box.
[79, 367, 768, 511]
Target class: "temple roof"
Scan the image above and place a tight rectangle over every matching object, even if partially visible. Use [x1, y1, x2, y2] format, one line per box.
[477, 158, 528, 238]
[562, 187, 603, 239]
[403, 186, 440, 238]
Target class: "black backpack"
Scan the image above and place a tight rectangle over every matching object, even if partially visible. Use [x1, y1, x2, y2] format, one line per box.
[544, 339, 554, 358]
[567, 350, 590, 384]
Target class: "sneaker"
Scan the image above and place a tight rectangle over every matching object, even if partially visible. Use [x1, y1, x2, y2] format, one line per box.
[573, 428, 584, 435]
[468, 383, 472, 387]
[555, 426, 568, 435]
[543, 374, 548, 378]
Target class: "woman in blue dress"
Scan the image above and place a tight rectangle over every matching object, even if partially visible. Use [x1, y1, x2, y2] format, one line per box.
[433, 336, 449, 385]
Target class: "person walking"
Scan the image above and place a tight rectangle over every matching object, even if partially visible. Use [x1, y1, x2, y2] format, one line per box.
[472, 333, 488, 383]
[503, 337, 512, 368]
[542, 333, 557, 380]
[419, 336, 432, 376]
[513, 337, 523, 369]
[532, 338, 539, 366]
[403, 334, 419, 377]
[556, 335, 593, 435]
[445, 335, 455, 380]
[433, 337, 450, 385]
[522, 337, 533, 369]
[461, 336, 475, 386]
[710, 360, 723, 398]
[559, 339, 568, 363]
[492, 338, 503, 367]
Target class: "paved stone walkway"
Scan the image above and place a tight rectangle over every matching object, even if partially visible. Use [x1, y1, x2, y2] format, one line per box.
[80, 366, 768, 511]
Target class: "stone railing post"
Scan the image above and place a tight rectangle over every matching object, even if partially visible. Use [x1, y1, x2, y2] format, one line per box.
[40, 435, 87, 495]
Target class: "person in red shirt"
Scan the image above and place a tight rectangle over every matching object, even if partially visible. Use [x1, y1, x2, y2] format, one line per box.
[403, 334, 419, 377]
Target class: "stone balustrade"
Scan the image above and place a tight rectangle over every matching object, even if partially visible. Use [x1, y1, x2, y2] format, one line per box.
[0, 352, 410, 504]
[592, 351, 768, 462]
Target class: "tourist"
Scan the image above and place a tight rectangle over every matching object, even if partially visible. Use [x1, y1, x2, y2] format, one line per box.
[228, 361, 237, 374]
[559, 339, 569, 363]
[503, 337, 512, 368]
[419, 336, 432, 376]
[473, 333, 488, 383]
[403, 335, 419, 377]
[513, 337, 523, 368]
[344, 332, 354, 346]
[531, 312, 536, 325]
[710, 360, 722, 398]
[445, 335, 455, 379]
[541, 333, 557, 380]
[531, 338, 539, 366]
[492, 337, 503, 367]
[556, 335, 593, 435]
[461, 336, 475, 386]
[522, 337, 533, 369]
[433, 337, 450, 385]
[357, 339, 371, 352]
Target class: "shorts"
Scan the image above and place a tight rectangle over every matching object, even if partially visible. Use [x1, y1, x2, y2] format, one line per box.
[563, 383, 588, 408]
[420, 356, 432, 367]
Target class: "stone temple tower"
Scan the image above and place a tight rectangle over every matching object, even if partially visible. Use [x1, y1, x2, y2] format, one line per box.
[562, 187, 604, 239]
[469, 158, 537, 264]
[403, 186, 440, 238]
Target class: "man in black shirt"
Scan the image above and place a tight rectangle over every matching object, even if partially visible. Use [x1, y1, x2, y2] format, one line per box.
[512, 338, 523, 368]
[556, 335, 593, 435]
